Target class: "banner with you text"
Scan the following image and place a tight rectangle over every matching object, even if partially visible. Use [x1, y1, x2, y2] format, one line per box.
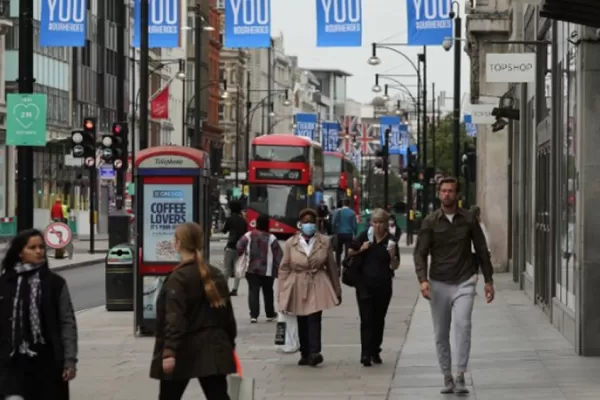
[316, 0, 362, 47]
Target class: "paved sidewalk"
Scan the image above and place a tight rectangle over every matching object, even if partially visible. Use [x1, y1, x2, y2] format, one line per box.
[390, 274, 600, 399]
[70, 259, 419, 400]
[48, 252, 107, 270]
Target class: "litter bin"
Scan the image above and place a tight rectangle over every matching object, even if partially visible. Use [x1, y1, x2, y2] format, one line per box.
[105, 244, 134, 311]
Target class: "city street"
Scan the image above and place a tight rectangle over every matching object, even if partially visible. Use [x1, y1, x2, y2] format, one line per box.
[68, 247, 600, 400]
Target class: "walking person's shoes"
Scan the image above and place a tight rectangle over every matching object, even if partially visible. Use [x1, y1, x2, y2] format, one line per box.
[440, 375, 455, 394]
[371, 354, 383, 364]
[308, 353, 324, 367]
[454, 374, 469, 394]
[360, 356, 372, 367]
[266, 314, 277, 322]
[250, 318, 258, 323]
[298, 355, 310, 366]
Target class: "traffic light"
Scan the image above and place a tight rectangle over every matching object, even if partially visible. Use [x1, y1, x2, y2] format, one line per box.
[71, 118, 97, 164]
[110, 122, 128, 169]
[461, 146, 476, 182]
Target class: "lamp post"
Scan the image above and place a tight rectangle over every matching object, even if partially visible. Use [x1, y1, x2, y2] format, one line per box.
[450, 1, 461, 179]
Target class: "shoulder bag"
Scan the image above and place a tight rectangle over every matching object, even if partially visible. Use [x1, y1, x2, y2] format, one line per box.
[234, 232, 251, 278]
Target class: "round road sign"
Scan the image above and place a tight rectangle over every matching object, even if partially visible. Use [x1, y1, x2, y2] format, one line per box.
[114, 159, 123, 169]
[85, 157, 95, 167]
[43, 222, 72, 249]
[72, 145, 84, 157]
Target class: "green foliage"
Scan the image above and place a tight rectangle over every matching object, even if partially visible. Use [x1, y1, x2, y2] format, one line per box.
[363, 162, 404, 209]
[425, 113, 471, 176]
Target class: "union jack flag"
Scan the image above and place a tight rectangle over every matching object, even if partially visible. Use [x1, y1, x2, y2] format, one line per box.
[337, 115, 380, 156]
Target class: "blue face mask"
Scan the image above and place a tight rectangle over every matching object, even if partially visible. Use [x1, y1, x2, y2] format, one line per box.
[300, 223, 317, 236]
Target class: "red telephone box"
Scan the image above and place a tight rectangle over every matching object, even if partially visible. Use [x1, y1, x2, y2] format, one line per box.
[134, 146, 212, 335]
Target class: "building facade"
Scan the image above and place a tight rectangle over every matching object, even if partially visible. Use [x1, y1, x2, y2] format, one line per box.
[469, 0, 600, 355]
[310, 68, 351, 121]
[247, 35, 293, 138]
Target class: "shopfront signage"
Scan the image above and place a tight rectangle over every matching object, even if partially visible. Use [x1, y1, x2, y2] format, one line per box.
[486, 53, 536, 83]
[469, 104, 496, 124]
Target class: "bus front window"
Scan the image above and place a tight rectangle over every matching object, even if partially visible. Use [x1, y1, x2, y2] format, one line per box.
[248, 184, 308, 228]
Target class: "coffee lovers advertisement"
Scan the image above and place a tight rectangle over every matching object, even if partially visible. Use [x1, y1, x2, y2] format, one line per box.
[142, 185, 193, 262]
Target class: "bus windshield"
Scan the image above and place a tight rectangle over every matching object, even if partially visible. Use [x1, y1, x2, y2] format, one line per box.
[324, 155, 342, 174]
[248, 184, 308, 227]
[254, 145, 307, 162]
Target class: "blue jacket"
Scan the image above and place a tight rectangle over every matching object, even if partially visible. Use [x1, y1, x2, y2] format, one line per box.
[332, 207, 356, 235]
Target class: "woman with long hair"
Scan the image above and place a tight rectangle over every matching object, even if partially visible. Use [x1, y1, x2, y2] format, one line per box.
[278, 208, 341, 367]
[150, 222, 237, 400]
[0, 229, 78, 400]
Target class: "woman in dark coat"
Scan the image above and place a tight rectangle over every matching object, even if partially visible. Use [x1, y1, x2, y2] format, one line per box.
[0, 229, 78, 400]
[150, 222, 237, 400]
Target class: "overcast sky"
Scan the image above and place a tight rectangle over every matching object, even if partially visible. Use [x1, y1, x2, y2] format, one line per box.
[270, 0, 470, 110]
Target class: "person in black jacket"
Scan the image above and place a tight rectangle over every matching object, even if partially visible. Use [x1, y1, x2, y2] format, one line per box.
[348, 209, 399, 367]
[0, 229, 78, 400]
[222, 200, 247, 296]
[388, 214, 402, 242]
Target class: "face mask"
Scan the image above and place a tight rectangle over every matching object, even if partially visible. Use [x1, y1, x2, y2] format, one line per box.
[300, 223, 317, 236]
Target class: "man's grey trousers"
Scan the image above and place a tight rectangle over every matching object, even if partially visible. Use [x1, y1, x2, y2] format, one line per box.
[430, 274, 477, 376]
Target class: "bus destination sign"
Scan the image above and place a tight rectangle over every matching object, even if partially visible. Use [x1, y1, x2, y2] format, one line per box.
[255, 168, 302, 181]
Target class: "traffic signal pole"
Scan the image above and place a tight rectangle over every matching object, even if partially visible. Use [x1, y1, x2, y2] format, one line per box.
[16, 0, 34, 231]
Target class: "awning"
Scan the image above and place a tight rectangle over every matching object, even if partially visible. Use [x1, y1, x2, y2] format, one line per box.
[540, 0, 600, 28]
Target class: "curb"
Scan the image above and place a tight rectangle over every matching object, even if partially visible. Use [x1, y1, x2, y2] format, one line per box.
[52, 258, 106, 272]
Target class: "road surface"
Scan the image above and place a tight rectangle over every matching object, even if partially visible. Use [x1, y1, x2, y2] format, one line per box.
[58, 243, 226, 312]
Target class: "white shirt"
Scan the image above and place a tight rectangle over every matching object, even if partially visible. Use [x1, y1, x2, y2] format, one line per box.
[389, 226, 397, 237]
[299, 235, 316, 256]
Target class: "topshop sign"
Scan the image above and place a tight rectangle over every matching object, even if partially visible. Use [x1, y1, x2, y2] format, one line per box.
[486, 53, 536, 83]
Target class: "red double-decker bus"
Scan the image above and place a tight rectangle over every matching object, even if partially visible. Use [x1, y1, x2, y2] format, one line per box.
[323, 152, 360, 213]
[247, 134, 324, 239]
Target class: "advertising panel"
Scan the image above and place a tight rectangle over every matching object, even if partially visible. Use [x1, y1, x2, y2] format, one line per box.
[294, 113, 318, 140]
[379, 116, 408, 155]
[142, 184, 193, 262]
[406, 0, 452, 46]
[133, 0, 181, 48]
[224, 0, 271, 48]
[40, 0, 88, 47]
[322, 121, 340, 152]
[316, 0, 362, 47]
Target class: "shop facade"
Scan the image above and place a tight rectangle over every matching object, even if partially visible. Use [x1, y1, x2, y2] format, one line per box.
[509, 6, 600, 355]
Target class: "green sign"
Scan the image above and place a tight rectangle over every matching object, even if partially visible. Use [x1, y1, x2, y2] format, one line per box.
[7, 93, 48, 146]
[412, 183, 423, 190]
[127, 183, 135, 196]
[232, 187, 242, 199]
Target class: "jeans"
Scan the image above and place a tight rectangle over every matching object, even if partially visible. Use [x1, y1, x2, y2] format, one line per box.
[159, 375, 229, 400]
[356, 281, 393, 357]
[297, 311, 323, 356]
[245, 273, 275, 319]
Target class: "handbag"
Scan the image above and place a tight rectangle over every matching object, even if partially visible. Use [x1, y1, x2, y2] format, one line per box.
[228, 351, 255, 400]
[275, 313, 300, 353]
[341, 253, 364, 287]
[234, 233, 251, 278]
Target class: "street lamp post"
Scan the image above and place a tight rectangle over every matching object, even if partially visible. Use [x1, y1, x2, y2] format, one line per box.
[451, 1, 462, 179]
[194, 7, 203, 149]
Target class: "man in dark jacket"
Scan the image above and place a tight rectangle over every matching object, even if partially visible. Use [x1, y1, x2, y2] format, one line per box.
[222, 200, 247, 296]
[413, 176, 494, 395]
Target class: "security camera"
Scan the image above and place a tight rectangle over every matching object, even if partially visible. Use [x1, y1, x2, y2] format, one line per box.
[449, 11, 455, 19]
[442, 37, 453, 52]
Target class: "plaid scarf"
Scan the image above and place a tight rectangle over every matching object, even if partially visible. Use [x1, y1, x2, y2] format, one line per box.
[11, 262, 45, 357]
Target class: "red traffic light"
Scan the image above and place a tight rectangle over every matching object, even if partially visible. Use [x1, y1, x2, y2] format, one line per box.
[113, 124, 122, 134]
[84, 119, 94, 130]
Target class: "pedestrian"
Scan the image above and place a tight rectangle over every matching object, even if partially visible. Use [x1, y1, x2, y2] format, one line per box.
[222, 200, 247, 296]
[347, 208, 399, 367]
[277, 208, 341, 367]
[388, 214, 402, 243]
[331, 198, 357, 268]
[0, 229, 78, 400]
[150, 222, 237, 400]
[413, 177, 494, 395]
[236, 214, 282, 323]
[50, 197, 64, 222]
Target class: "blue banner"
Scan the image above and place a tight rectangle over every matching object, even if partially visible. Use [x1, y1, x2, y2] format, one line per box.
[464, 113, 477, 137]
[316, 0, 362, 47]
[224, 0, 271, 48]
[133, 0, 181, 48]
[321, 121, 340, 152]
[295, 114, 318, 140]
[40, 0, 87, 47]
[406, 0, 452, 46]
[379, 116, 408, 155]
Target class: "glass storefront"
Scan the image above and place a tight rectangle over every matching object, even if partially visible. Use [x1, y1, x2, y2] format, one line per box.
[557, 22, 577, 310]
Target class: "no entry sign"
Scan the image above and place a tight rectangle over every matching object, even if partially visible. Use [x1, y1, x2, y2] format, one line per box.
[44, 222, 72, 249]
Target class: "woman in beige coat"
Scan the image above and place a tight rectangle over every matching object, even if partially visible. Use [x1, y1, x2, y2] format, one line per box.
[278, 208, 342, 367]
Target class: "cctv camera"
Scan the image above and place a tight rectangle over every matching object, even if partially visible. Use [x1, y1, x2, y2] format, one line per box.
[442, 37, 453, 52]
[449, 11, 455, 19]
